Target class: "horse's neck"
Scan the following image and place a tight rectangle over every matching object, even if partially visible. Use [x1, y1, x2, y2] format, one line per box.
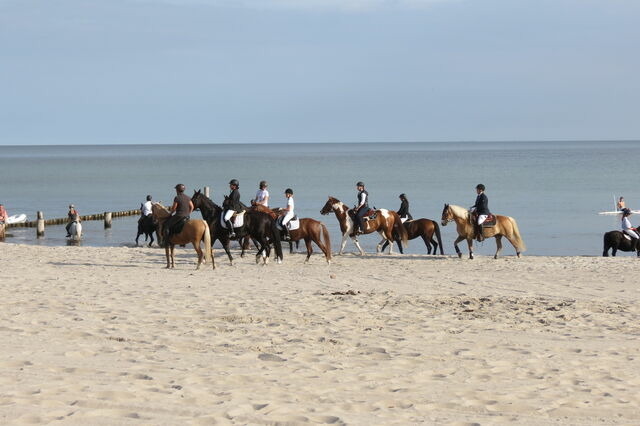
[199, 198, 220, 219]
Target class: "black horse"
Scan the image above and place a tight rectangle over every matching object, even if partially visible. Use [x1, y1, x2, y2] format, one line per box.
[603, 230, 640, 257]
[135, 215, 158, 247]
[191, 190, 283, 265]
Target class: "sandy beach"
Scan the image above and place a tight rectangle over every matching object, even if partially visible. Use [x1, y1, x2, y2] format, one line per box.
[1, 243, 639, 425]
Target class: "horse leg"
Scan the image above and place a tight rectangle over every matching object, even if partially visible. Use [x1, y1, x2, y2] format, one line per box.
[353, 237, 365, 256]
[494, 235, 503, 259]
[422, 235, 431, 254]
[304, 238, 313, 263]
[148, 232, 154, 247]
[339, 233, 349, 255]
[612, 247, 617, 256]
[135, 232, 141, 247]
[453, 236, 465, 258]
[467, 239, 474, 260]
[193, 241, 204, 270]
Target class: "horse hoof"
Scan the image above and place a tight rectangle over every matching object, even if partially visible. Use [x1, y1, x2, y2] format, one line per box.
[494, 255, 498, 260]
[457, 253, 462, 259]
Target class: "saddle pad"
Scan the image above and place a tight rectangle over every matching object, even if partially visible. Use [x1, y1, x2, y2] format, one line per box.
[288, 218, 300, 231]
[482, 215, 497, 227]
[171, 217, 189, 234]
[220, 211, 245, 229]
[624, 234, 632, 241]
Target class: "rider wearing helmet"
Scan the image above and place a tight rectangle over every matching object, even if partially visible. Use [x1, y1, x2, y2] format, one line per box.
[280, 188, 295, 240]
[354, 181, 369, 234]
[138, 195, 153, 225]
[397, 193, 413, 222]
[253, 180, 269, 207]
[470, 184, 490, 242]
[163, 184, 194, 246]
[224, 179, 242, 238]
[621, 208, 639, 240]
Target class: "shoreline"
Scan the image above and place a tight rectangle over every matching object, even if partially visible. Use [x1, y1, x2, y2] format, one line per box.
[1, 243, 639, 424]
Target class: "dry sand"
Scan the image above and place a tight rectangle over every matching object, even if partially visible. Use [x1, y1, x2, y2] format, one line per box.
[1, 243, 639, 425]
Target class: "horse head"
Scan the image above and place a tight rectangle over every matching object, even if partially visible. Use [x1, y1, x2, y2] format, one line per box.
[191, 189, 203, 210]
[441, 203, 452, 226]
[320, 196, 339, 215]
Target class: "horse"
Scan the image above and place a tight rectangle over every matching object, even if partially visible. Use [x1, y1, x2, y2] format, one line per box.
[603, 231, 640, 256]
[441, 204, 525, 259]
[320, 196, 408, 255]
[252, 204, 332, 263]
[151, 203, 213, 270]
[135, 215, 157, 247]
[380, 218, 444, 255]
[68, 221, 82, 241]
[191, 190, 283, 265]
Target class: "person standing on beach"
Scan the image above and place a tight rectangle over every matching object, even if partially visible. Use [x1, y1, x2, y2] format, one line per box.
[65, 204, 80, 237]
[621, 208, 639, 240]
[470, 184, 490, 242]
[252, 181, 269, 207]
[162, 184, 193, 246]
[223, 179, 243, 238]
[139, 195, 153, 226]
[354, 181, 369, 234]
[397, 193, 413, 222]
[0, 204, 8, 224]
[617, 197, 626, 211]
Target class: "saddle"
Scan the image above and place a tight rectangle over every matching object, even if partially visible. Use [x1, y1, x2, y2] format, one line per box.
[349, 208, 377, 221]
[220, 210, 245, 229]
[170, 217, 189, 235]
[277, 216, 299, 231]
[481, 214, 497, 228]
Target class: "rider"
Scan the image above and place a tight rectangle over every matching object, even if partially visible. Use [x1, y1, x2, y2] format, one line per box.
[617, 196, 626, 211]
[280, 188, 295, 240]
[163, 184, 194, 246]
[253, 180, 270, 207]
[65, 204, 80, 237]
[397, 193, 413, 222]
[224, 179, 243, 238]
[0, 203, 8, 224]
[138, 195, 153, 226]
[354, 181, 369, 234]
[621, 208, 639, 240]
[470, 184, 490, 242]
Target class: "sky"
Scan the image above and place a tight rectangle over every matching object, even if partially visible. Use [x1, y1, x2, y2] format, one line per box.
[0, 0, 639, 145]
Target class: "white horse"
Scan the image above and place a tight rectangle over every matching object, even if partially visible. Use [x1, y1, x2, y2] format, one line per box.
[68, 221, 82, 241]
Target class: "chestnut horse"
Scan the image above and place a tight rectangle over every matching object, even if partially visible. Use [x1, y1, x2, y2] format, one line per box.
[320, 196, 408, 255]
[381, 218, 444, 255]
[151, 203, 213, 270]
[441, 204, 525, 259]
[253, 205, 332, 263]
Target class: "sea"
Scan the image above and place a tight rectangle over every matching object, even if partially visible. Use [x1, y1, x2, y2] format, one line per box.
[1, 141, 637, 256]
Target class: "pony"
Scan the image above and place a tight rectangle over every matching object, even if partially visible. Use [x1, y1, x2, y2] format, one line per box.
[135, 215, 157, 247]
[68, 221, 82, 241]
[320, 196, 408, 255]
[441, 203, 525, 259]
[151, 203, 213, 270]
[602, 231, 640, 256]
[191, 190, 283, 265]
[380, 218, 444, 255]
[252, 204, 332, 263]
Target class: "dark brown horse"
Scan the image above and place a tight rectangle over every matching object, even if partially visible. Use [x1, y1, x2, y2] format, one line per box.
[151, 203, 213, 270]
[381, 218, 444, 255]
[252, 205, 332, 263]
[603, 230, 640, 256]
[320, 196, 408, 255]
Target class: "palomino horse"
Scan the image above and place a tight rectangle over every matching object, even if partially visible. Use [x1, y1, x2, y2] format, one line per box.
[441, 204, 525, 259]
[151, 203, 213, 270]
[320, 196, 408, 255]
[381, 218, 444, 255]
[191, 190, 283, 265]
[253, 204, 332, 263]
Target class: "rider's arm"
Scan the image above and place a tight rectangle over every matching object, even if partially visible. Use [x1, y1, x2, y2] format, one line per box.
[357, 193, 367, 209]
[189, 200, 194, 214]
[170, 201, 178, 213]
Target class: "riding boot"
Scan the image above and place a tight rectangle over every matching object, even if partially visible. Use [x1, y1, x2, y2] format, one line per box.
[475, 224, 485, 242]
[282, 227, 290, 241]
[226, 221, 236, 238]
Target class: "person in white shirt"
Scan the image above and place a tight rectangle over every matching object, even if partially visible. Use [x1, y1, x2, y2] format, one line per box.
[139, 195, 153, 225]
[621, 208, 639, 240]
[253, 181, 269, 207]
[280, 188, 295, 240]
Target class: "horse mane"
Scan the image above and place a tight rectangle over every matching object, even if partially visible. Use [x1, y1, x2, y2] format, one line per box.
[448, 204, 470, 220]
[151, 202, 170, 219]
[327, 196, 346, 211]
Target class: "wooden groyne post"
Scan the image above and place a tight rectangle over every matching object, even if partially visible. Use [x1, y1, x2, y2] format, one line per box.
[104, 212, 112, 229]
[204, 186, 210, 198]
[37, 211, 45, 237]
[7, 209, 141, 232]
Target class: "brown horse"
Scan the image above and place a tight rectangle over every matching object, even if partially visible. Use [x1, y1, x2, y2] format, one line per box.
[253, 205, 332, 263]
[381, 218, 444, 255]
[320, 196, 408, 255]
[152, 203, 214, 270]
[441, 204, 525, 259]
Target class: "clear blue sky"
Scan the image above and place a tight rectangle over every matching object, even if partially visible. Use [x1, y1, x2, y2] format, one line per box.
[1, 0, 638, 145]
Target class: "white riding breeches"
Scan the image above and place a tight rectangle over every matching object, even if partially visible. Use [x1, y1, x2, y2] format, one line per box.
[624, 229, 639, 239]
[282, 211, 294, 227]
[477, 215, 488, 225]
[224, 210, 235, 221]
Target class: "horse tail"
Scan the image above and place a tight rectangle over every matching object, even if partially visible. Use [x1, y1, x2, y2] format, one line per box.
[320, 222, 332, 261]
[391, 211, 409, 249]
[271, 219, 284, 262]
[203, 220, 213, 264]
[433, 220, 444, 255]
[508, 217, 526, 252]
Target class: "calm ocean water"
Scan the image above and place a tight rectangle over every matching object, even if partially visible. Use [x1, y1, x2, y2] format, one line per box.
[1, 141, 638, 256]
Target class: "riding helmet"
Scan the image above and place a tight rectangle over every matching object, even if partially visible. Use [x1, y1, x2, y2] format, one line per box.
[399, 193, 406, 199]
[356, 181, 365, 187]
[69, 204, 75, 208]
[476, 184, 485, 191]
[229, 179, 239, 187]
[623, 208, 632, 215]
[175, 183, 186, 192]
[146, 195, 152, 201]
[285, 188, 293, 195]
[259, 180, 268, 189]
